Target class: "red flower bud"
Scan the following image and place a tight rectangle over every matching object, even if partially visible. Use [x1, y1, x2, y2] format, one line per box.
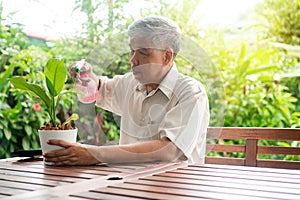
[33, 103, 41, 111]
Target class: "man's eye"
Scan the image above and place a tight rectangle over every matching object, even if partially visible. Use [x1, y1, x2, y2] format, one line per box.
[138, 49, 148, 55]
[139, 51, 147, 55]
[130, 48, 148, 56]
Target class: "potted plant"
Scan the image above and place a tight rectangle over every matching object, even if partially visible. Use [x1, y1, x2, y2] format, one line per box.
[10, 58, 78, 163]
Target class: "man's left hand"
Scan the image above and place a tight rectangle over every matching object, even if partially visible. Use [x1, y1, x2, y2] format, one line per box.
[43, 140, 100, 166]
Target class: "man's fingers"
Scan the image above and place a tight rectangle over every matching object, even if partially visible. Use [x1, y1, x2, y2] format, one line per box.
[44, 148, 68, 157]
[45, 153, 76, 163]
[70, 62, 80, 82]
[47, 139, 74, 148]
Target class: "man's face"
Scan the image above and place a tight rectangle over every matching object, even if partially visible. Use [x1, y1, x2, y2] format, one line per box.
[129, 38, 170, 85]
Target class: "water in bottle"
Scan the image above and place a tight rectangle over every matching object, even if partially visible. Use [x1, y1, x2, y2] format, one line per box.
[74, 59, 99, 104]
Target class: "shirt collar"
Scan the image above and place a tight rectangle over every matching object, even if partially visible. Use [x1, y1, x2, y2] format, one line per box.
[136, 81, 146, 93]
[158, 62, 179, 99]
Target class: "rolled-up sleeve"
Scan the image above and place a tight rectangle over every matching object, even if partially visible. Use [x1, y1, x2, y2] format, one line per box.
[96, 75, 124, 115]
[159, 84, 210, 164]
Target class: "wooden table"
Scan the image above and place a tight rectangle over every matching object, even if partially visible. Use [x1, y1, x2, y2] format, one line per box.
[1, 157, 300, 200]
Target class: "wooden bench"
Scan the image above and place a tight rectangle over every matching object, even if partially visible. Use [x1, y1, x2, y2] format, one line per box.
[205, 127, 300, 169]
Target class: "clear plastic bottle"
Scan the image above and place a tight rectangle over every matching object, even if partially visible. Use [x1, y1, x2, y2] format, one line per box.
[74, 59, 99, 104]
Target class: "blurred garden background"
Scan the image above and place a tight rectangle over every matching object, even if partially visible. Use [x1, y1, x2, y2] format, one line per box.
[0, 0, 299, 159]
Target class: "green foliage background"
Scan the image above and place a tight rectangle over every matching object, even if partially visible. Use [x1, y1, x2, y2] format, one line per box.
[0, 0, 299, 159]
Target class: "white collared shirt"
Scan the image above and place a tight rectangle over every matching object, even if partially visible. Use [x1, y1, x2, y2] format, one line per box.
[96, 63, 210, 164]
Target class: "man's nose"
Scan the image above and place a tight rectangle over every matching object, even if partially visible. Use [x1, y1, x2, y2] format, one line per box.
[130, 53, 138, 67]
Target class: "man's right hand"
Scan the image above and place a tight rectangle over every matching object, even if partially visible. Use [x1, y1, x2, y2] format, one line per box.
[69, 62, 80, 83]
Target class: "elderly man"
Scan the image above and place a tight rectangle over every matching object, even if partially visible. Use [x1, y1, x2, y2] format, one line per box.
[44, 16, 210, 165]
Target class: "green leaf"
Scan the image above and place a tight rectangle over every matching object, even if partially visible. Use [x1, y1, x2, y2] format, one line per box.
[238, 59, 251, 78]
[246, 65, 278, 75]
[237, 44, 246, 66]
[257, 75, 274, 82]
[22, 137, 30, 150]
[45, 77, 55, 97]
[0, 64, 15, 89]
[271, 42, 300, 57]
[25, 125, 32, 136]
[10, 77, 51, 109]
[44, 59, 66, 97]
[4, 128, 11, 140]
[278, 71, 300, 79]
[1, 120, 8, 128]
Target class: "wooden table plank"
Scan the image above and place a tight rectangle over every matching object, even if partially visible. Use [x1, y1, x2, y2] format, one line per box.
[0, 194, 9, 198]
[2, 161, 185, 200]
[31, 165, 124, 176]
[202, 163, 300, 175]
[1, 157, 300, 200]
[0, 169, 78, 183]
[91, 187, 203, 200]
[123, 179, 299, 200]
[42, 167, 115, 176]
[71, 191, 145, 200]
[93, 183, 274, 200]
[0, 164, 95, 180]
[0, 180, 49, 191]
[0, 174, 68, 187]
[141, 175, 300, 195]
[0, 186, 32, 196]
[166, 169, 300, 184]
[155, 171, 300, 189]
[180, 165, 300, 179]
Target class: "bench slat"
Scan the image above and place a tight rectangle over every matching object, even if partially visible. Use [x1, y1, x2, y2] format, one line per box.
[258, 146, 300, 155]
[245, 139, 258, 167]
[205, 157, 245, 166]
[207, 127, 300, 140]
[206, 144, 245, 153]
[206, 127, 300, 169]
[257, 160, 300, 170]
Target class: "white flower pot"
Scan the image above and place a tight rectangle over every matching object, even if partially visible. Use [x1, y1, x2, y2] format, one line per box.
[38, 128, 78, 165]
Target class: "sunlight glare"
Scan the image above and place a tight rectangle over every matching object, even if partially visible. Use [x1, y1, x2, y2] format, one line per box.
[190, 0, 263, 27]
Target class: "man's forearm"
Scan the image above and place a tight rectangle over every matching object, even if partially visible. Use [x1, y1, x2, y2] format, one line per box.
[86, 138, 182, 164]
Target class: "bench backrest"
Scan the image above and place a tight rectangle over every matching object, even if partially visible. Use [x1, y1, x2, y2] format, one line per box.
[205, 127, 300, 169]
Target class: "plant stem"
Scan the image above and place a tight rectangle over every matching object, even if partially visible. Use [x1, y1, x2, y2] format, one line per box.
[52, 96, 56, 126]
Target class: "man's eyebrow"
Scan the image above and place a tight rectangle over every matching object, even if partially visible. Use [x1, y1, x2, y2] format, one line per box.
[138, 47, 149, 51]
[129, 46, 149, 51]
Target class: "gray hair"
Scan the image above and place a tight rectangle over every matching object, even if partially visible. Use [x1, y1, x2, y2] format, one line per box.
[128, 16, 181, 56]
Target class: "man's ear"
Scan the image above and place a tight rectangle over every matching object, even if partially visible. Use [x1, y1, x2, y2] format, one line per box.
[164, 48, 174, 66]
